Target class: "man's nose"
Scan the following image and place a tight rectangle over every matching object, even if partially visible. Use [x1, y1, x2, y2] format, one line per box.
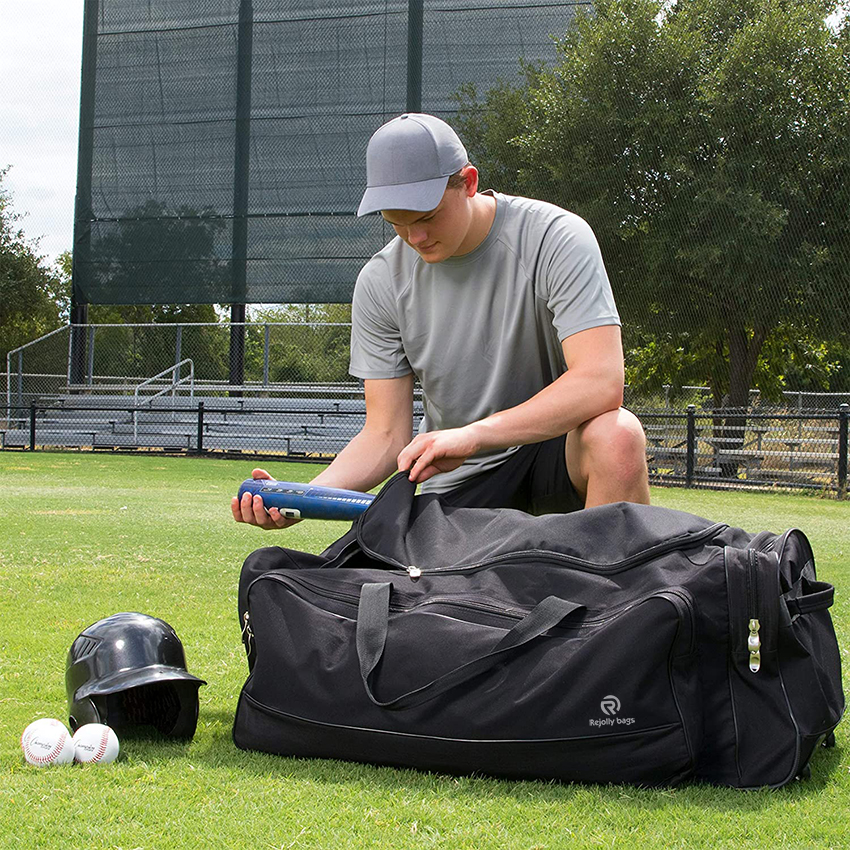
[407, 225, 428, 245]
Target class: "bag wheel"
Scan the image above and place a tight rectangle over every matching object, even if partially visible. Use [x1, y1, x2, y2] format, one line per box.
[822, 732, 837, 748]
[795, 764, 812, 781]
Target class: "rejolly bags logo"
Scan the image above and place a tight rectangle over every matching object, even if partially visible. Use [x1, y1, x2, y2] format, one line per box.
[600, 695, 620, 715]
[590, 694, 636, 728]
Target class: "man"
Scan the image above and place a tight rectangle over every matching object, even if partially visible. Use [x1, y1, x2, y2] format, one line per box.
[233, 113, 649, 530]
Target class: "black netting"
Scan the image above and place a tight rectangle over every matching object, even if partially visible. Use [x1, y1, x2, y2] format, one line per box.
[74, 0, 582, 305]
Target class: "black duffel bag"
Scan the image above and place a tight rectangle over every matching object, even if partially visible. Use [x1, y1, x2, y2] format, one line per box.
[233, 473, 844, 788]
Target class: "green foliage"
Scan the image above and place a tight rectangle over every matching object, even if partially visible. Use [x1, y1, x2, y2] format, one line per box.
[456, 0, 850, 406]
[627, 324, 846, 406]
[624, 330, 728, 406]
[752, 326, 844, 400]
[245, 304, 354, 384]
[86, 302, 229, 382]
[1, 452, 848, 849]
[0, 168, 68, 361]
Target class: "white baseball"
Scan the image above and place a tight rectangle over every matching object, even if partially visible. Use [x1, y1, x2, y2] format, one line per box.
[72, 723, 120, 764]
[20, 717, 66, 748]
[21, 721, 74, 766]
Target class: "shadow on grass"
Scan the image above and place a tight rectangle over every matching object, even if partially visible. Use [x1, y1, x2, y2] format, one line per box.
[186, 708, 845, 812]
[115, 726, 201, 762]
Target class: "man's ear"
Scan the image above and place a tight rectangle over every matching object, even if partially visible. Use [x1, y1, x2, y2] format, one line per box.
[462, 165, 479, 196]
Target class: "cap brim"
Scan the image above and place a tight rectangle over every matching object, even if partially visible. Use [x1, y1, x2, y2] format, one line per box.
[76, 664, 206, 700]
[357, 174, 450, 217]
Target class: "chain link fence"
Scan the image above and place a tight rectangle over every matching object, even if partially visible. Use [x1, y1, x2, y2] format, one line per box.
[5, 2, 846, 496]
[3, 322, 849, 496]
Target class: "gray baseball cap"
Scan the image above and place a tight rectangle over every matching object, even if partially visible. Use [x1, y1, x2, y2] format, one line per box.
[357, 113, 469, 216]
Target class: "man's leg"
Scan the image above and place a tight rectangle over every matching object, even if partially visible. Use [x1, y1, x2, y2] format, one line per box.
[566, 408, 650, 508]
[438, 438, 582, 515]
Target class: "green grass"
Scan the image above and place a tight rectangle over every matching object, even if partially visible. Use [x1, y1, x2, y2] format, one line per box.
[0, 452, 847, 850]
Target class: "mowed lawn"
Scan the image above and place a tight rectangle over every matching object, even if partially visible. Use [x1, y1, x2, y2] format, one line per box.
[0, 452, 847, 850]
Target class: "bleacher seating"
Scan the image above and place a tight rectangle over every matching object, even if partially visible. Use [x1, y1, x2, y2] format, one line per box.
[2, 393, 424, 457]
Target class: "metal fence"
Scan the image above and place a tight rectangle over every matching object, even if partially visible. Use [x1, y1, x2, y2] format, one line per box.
[3, 399, 848, 496]
[4, 322, 355, 410]
[3, 323, 849, 497]
[641, 405, 849, 496]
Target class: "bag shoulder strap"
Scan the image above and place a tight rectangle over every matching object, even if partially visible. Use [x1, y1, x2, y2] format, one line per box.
[356, 582, 584, 711]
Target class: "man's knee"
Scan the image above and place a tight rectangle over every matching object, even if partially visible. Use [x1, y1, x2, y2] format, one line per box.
[573, 408, 647, 478]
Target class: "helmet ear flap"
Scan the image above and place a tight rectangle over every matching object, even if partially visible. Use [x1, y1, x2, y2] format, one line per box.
[69, 696, 102, 732]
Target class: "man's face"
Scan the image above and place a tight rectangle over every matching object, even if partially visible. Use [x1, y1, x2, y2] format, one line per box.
[381, 181, 474, 263]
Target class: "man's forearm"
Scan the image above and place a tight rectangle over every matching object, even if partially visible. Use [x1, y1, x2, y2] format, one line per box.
[310, 426, 407, 493]
[466, 367, 623, 453]
[395, 326, 628, 485]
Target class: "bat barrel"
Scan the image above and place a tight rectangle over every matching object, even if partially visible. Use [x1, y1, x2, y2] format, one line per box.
[237, 479, 375, 521]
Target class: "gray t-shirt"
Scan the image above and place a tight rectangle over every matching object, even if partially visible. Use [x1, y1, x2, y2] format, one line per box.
[349, 191, 621, 493]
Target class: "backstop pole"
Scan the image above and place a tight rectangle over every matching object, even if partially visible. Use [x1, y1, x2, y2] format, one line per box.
[70, 0, 99, 389]
[407, 0, 424, 113]
[229, 0, 254, 395]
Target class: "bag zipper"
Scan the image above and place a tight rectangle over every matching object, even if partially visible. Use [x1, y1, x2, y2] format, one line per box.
[657, 588, 696, 656]
[357, 525, 728, 581]
[352, 472, 727, 578]
[241, 610, 254, 658]
[746, 550, 761, 673]
[252, 572, 695, 648]
[264, 573, 522, 618]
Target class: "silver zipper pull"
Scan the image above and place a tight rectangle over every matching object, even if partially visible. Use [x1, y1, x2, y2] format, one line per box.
[241, 611, 254, 657]
[406, 565, 422, 581]
[748, 618, 761, 673]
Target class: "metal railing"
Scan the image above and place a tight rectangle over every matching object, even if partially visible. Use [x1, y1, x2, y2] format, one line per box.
[5, 325, 74, 411]
[641, 404, 850, 497]
[134, 359, 195, 401]
[4, 322, 850, 497]
[5, 322, 849, 411]
[133, 359, 194, 440]
[3, 322, 357, 408]
[3, 399, 848, 498]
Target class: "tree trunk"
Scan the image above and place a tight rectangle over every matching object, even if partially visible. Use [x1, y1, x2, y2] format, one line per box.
[716, 325, 766, 477]
[728, 326, 764, 409]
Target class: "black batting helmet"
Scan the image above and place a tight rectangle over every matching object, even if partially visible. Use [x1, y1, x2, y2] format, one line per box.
[66, 612, 206, 739]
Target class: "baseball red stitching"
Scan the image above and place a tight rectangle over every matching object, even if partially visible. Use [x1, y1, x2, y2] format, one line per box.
[95, 729, 109, 761]
[25, 731, 67, 765]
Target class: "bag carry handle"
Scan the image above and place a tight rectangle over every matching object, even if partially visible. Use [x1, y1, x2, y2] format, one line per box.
[356, 581, 584, 711]
[785, 578, 834, 616]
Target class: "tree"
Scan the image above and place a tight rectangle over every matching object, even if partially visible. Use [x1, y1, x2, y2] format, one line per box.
[86, 301, 229, 385]
[77, 200, 231, 382]
[0, 168, 67, 362]
[245, 304, 353, 385]
[456, 0, 850, 408]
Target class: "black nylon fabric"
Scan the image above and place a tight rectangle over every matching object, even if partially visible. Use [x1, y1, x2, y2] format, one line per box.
[353, 474, 739, 571]
[234, 473, 844, 788]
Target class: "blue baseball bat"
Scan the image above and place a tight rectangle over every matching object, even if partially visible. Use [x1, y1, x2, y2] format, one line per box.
[238, 479, 375, 521]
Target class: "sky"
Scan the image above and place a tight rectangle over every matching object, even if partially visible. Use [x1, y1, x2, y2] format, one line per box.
[0, 2, 85, 266]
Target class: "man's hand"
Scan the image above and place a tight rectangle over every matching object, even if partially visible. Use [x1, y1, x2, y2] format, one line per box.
[230, 468, 302, 530]
[397, 426, 481, 484]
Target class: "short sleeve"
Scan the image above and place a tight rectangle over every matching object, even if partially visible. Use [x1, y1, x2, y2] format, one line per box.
[538, 213, 621, 341]
[349, 260, 413, 379]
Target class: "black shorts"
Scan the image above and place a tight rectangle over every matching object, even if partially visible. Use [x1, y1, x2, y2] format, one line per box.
[436, 435, 584, 515]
